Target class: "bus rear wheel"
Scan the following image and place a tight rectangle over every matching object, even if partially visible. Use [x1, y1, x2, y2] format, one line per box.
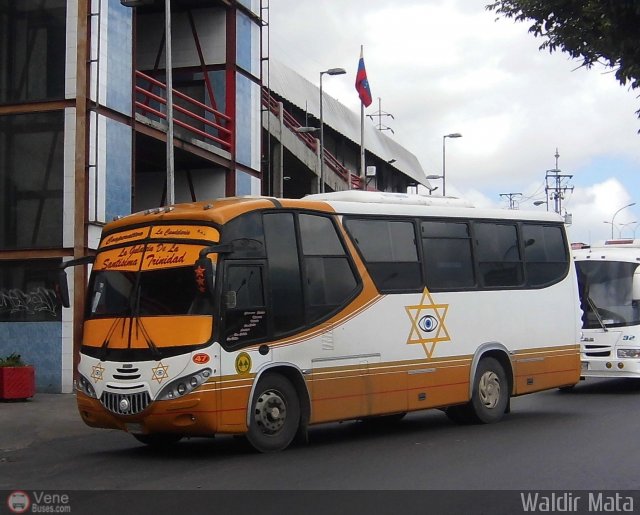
[446, 357, 509, 424]
[246, 374, 300, 453]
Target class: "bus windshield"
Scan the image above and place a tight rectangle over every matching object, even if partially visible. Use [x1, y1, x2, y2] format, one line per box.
[577, 261, 640, 328]
[87, 267, 213, 318]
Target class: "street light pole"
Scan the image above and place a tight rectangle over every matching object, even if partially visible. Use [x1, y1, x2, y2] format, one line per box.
[619, 221, 638, 238]
[319, 68, 346, 193]
[610, 202, 636, 239]
[442, 133, 462, 197]
[426, 174, 443, 196]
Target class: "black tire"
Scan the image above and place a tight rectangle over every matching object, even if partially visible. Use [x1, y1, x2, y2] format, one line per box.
[133, 433, 183, 447]
[246, 374, 300, 453]
[469, 357, 509, 423]
[444, 404, 471, 424]
[446, 357, 509, 424]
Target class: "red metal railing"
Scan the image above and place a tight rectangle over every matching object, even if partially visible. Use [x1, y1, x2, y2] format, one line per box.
[262, 89, 364, 189]
[135, 70, 232, 152]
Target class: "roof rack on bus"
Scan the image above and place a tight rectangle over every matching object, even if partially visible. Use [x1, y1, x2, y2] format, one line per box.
[603, 239, 640, 247]
[304, 190, 475, 208]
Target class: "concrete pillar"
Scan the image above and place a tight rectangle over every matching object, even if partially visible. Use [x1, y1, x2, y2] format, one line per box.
[273, 102, 284, 198]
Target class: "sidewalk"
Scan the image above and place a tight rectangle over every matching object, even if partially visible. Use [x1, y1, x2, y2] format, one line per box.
[0, 393, 94, 452]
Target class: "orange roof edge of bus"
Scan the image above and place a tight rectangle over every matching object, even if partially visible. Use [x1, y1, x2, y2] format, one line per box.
[103, 196, 336, 234]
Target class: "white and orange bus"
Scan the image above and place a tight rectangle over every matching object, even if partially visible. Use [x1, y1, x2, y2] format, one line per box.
[574, 239, 640, 378]
[61, 191, 581, 452]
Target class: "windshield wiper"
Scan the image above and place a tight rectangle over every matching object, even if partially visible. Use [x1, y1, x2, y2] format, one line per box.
[100, 316, 127, 361]
[130, 281, 162, 360]
[587, 296, 608, 332]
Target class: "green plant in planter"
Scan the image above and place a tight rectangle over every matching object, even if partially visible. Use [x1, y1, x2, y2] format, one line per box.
[0, 353, 35, 399]
[0, 353, 27, 367]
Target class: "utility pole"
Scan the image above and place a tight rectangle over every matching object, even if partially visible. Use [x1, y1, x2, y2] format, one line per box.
[366, 97, 394, 133]
[544, 148, 573, 215]
[500, 192, 522, 209]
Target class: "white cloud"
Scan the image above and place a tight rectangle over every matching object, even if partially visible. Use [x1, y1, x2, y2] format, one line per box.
[566, 180, 637, 244]
[269, 0, 640, 235]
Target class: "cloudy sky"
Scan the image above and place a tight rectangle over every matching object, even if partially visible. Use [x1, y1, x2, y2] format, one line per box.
[268, 0, 640, 244]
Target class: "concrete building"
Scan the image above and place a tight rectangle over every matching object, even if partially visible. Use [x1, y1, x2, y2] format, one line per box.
[0, 0, 428, 393]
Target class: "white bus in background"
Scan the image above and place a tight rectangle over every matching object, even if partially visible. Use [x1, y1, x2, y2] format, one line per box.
[574, 239, 640, 378]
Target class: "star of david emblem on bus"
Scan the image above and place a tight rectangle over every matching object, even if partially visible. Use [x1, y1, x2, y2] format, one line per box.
[91, 363, 105, 382]
[151, 362, 169, 383]
[405, 287, 451, 358]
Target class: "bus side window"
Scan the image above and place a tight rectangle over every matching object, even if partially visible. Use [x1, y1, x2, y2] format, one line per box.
[421, 220, 475, 290]
[345, 218, 422, 293]
[522, 224, 569, 287]
[474, 222, 524, 288]
[223, 264, 267, 345]
[264, 213, 305, 336]
[299, 214, 359, 323]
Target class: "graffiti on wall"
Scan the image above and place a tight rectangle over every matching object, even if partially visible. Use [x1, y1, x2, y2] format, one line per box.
[0, 259, 63, 322]
[0, 287, 59, 319]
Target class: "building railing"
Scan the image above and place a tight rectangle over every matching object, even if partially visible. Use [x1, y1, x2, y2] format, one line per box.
[262, 88, 364, 189]
[135, 70, 232, 152]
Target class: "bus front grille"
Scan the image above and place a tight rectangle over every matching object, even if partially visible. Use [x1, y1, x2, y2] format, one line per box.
[100, 390, 151, 416]
[584, 345, 611, 357]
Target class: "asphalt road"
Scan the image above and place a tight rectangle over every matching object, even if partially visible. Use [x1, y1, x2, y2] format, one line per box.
[1, 378, 639, 514]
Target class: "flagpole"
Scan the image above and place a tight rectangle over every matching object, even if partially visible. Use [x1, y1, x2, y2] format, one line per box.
[360, 103, 365, 185]
[355, 44, 372, 189]
[359, 45, 365, 187]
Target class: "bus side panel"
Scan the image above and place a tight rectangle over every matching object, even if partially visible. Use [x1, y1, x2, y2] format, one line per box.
[404, 357, 471, 411]
[512, 345, 581, 394]
[309, 360, 370, 423]
[215, 375, 253, 433]
[367, 362, 408, 416]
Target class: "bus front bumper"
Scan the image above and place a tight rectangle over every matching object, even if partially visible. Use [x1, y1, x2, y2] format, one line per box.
[76, 391, 223, 437]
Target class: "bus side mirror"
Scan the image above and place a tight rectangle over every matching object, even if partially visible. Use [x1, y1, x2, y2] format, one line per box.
[194, 258, 215, 296]
[633, 271, 640, 302]
[57, 255, 95, 308]
[58, 269, 70, 308]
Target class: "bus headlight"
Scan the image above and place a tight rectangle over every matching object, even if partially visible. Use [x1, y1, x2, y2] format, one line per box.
[157, 368, 212, 400]
[617, 349, 640, 358]
[76, 374, 97, 398]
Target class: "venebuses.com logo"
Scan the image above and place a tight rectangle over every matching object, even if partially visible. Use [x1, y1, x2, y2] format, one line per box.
[7, 491, 30, 514]
[7, 491, 71, 513]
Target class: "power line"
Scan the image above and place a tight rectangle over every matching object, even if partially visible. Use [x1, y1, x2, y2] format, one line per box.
[366, 97, 394, 133]
[500, 192, 522, 209]
[543, 148, 573, 215]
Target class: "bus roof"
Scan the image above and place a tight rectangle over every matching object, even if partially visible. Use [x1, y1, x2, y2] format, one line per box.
[103, 191, 564, 235]
[573, 239, 640, 262]
[305, 191, 564, 222]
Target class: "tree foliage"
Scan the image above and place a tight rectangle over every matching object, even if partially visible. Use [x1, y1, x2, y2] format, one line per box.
[486, 1, 640, 96]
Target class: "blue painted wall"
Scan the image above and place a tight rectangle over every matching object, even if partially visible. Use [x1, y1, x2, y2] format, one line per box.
[105, 3, 133, 116]
[0, 322, 62, 393]
[105, 118, 132, 221]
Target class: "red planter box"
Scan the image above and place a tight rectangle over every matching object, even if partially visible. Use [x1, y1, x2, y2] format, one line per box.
[0, 366, 35, 400]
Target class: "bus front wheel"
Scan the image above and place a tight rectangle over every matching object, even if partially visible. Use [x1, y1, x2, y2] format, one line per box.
[247, 373, 300, 453]
[446, 357, 509, 424]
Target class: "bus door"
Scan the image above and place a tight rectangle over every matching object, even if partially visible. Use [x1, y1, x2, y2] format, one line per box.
[218, 261, 271, 431]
